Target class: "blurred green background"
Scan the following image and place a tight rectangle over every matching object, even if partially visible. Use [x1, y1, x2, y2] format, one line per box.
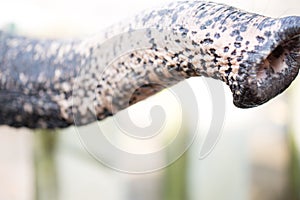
[0, 0, 299, 200]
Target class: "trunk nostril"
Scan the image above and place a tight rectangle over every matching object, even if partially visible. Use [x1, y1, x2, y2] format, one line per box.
[233, 17, 300, 108]
[257, 45, 288, 80]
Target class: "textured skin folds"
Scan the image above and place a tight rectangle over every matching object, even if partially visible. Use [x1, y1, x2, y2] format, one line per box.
[0, 1, 299, 128]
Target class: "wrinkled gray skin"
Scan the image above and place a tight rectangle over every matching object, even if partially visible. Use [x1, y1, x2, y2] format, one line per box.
[0, 1, 299, 129]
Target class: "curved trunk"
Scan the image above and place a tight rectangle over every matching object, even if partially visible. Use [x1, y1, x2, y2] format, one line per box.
[0, 1, 299, 128]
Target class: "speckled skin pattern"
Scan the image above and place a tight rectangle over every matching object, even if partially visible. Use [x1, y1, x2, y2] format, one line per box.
[0, 1, 299, 128]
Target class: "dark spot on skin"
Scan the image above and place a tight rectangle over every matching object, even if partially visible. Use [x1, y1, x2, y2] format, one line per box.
[185, 69, 195, 76]
[238, 13, 246, 17]
[192, 40, 199, 46]
[197, 4, 206, 10]
[179, 26, 188, 37]
[209, 64, 215, 69]
[214, 13, 224, 22]
[202, 38, 214, 45]
[185, 48, 191, 52]
[205, 20, 213, 26]
[240, 25, 248, 33]
[227, 57, 232, 67]
[146, 29, 152, 38]
[254, 45, 261, 51]
[188, 55, 194, 59]
[162, 58, 167, 65]
[237, 56, 243, 62]
[214, 33, 220, 39]
[210, 48, 216, 54]
[173, 53, 179, 58]
[167, 65, 175, 70]
[175, 39, 181, 43]
[246, 41, 250, 45]
[213, 57, 219, 63]
[151, 43, 157, 50]
[200, 59, 206, 67]
[149, 38, 155, 44]
[200, 25, 207, 30]
[209, 48, 221, 63]
[231, 50, 237, 55]
[211, 70, 220, 79]
[224, 46, 229, 53]
[178, 5, 185, 11]
[257, 18, 276, 30]
[230, 29, 240, 36]
[102, 108, 113, 117]
[187, 62, 194, 69]
[205, 33, 210, 37]
[256, 36, 265, 43]
[200, 48, 205, 55]
[234, 42, 241, 48]
[264, 31, 272, 37]
[172, 13, 178, 23]
[236, 36, 243, 41]
[175, 63, 183, 72]
[225, 67, 232, 75]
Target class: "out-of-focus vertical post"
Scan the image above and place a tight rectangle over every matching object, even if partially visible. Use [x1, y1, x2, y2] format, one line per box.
[33, 130, 58, 200]
[163, 125, 188, 200]
[288, 81, 300, 200]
